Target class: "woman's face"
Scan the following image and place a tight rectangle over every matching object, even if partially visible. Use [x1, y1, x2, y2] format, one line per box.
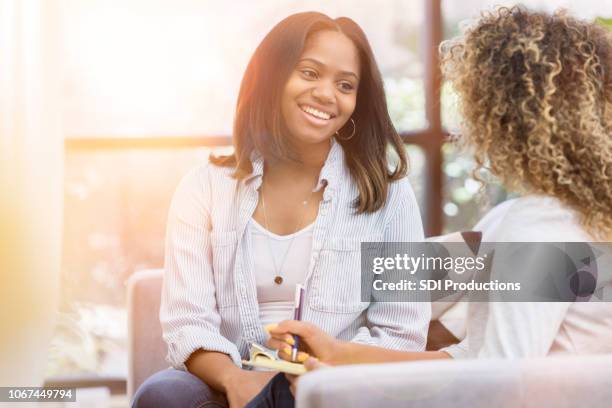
[280, 29, 360, 147]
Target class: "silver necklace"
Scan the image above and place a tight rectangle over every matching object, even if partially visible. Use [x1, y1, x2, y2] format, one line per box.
[260, 185, 313, 285]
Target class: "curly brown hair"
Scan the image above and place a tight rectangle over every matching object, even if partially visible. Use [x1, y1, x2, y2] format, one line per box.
[441, 6, 612, 239]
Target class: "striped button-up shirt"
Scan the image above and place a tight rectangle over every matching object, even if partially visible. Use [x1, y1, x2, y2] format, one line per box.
[161, 140, 430, 369]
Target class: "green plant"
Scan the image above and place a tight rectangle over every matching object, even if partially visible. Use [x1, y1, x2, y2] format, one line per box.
[595, 17, 612, 30]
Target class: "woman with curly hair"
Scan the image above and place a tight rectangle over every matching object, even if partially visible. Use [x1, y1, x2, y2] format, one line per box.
[442, 6, 612, 240]
[258, 7, 612, 404]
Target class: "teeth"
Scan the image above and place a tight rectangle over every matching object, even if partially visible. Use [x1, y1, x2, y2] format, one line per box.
[301, 105, 331, 120]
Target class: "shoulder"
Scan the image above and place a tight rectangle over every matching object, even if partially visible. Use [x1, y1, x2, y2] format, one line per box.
[381, 176, 421, 222]
[380, 176, 424, 239]
[387, 175, 418, 202]
[172, 161, 237, 206]
[486, 195, 590, 241]
[179, 161, 235, 188]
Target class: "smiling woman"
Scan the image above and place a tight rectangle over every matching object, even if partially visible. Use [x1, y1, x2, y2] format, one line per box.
[211, 13, 408, 213]
[131, 11, 429, 408]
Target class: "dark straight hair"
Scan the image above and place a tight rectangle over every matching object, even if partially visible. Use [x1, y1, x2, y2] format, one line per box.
[210, 11, 408, 213]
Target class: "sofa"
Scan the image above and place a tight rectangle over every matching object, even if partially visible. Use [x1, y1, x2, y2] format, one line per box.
[127, 268, 612, 406]
[127, 269, 167, 398]
[295, 354, 612, 407]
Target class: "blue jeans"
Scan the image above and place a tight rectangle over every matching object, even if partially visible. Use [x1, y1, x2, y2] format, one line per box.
[245, 373, 295, 408]
[131, 369, 228, 408]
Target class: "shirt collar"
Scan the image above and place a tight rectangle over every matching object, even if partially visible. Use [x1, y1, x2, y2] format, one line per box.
[313, 137, 343, 192]
[243, 138, 345, 192]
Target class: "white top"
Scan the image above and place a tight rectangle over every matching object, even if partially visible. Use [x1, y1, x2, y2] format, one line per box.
[443, 195, 612, 358]
[249, 218, 313, 327]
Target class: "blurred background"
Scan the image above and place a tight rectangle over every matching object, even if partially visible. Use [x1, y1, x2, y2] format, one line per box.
[2, 0, 609, 404]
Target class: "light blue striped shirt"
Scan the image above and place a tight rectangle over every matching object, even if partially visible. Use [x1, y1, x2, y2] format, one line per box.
[161, 140, 430, 369]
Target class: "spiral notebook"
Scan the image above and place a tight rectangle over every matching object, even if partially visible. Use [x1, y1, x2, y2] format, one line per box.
[241, 343, 307, 376]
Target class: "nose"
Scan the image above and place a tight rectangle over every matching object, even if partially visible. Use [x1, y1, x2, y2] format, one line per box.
[311, 82, 335, 105]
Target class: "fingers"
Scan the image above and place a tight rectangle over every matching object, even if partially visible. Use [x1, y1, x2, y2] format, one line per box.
[304, 357, 327, 371]
[278, 346, 291, 361]
[264, 323, 278, 332]
[265, 321, 319, 363]
[267, 320, 315, 338]
[296, 351, 310, 363]
[268, 332, 295, 346]
[277, 346, 310, 363]
[265, 324, 297, 346]
[266, 337, 291, 353]
[267, 334, 310, 363]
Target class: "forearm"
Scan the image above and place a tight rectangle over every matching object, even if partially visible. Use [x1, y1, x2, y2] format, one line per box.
[333, 341, 451, 365]
[185, 349, 242, 392]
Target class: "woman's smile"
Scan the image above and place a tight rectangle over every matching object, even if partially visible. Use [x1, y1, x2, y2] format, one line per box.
[298, 103, 336, 127]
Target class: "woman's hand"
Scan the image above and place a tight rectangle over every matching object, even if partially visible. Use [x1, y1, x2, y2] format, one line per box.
[222, 369, 275, 408]
[284, 356, 329, 396]
[265, 321, 346, 365]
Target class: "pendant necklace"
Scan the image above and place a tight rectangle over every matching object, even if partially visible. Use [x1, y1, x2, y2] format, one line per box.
[261, 185, 313, 285]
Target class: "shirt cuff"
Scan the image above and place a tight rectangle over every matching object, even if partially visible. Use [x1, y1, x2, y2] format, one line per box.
[165, 327, 242, 370]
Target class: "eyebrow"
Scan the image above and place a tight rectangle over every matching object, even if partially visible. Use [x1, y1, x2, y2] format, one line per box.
[298, 58, 359, 81]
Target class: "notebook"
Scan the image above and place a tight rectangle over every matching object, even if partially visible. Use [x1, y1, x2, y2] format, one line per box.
[241, 343, 307, 376]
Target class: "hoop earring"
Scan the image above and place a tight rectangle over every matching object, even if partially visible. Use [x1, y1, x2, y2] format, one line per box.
[335, 118, 356, 141]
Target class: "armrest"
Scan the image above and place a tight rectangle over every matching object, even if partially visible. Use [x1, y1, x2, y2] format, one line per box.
[296, 355, 612, 408]
[127, 269, 167, 398]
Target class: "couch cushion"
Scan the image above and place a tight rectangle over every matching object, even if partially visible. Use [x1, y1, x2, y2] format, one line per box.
[127, 269, 167, 398]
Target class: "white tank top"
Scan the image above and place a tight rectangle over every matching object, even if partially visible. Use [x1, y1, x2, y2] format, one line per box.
[249, 218, 313, 327]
